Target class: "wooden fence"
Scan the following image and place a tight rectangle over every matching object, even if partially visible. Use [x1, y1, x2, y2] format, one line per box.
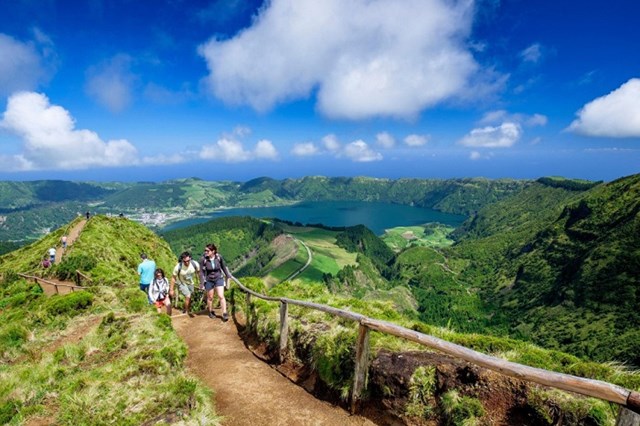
[230, 277, 640, 424]
[18, 273, 86, 295]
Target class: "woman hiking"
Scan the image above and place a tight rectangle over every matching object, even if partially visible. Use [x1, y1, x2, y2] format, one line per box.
[199, 243, 233, 322]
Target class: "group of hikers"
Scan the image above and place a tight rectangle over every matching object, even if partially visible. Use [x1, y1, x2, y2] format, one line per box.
[137, 244, 233, 322]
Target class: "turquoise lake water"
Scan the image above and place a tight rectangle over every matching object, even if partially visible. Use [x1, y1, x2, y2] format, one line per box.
[163, 201, 466, 235]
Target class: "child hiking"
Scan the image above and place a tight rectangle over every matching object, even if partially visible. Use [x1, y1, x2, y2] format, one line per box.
[149, 268, 172, 315]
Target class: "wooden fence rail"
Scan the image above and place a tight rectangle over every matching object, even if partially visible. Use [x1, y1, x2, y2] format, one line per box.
[18, 273, 86, 294]
[231, 277, 640, 423]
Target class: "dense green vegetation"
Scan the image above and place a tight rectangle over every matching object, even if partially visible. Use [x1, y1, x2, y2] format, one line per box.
[439, 175, 640, 365]
[161, 216, 282, 268]
[0, 216, 217, 424]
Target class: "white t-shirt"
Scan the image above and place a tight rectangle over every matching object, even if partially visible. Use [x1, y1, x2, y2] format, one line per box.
[48, 248, 56, 256]
[172, 261, 200, 286]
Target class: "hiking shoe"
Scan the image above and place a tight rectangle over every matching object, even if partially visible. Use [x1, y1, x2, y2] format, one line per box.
[182, 308, 187, 314]
[188, 312, 195, 318]
[222, 312, 229, 322]
[208, 311, 215, 319]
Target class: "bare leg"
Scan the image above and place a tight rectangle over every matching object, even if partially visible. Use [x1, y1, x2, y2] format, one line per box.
[215, 286, 227, 316]
[207, 289, 214, 312]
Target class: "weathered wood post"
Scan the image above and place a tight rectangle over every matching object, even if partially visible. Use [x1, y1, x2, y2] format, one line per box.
[279, 301, 289, 363]
[351, 323, 370, 414]
[245, 292, 252, 324]
[616, 407, 640, 426]
[617, 391, 640, 426]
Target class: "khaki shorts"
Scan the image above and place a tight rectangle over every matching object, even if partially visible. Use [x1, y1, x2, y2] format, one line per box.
[177, 282, 193, 297]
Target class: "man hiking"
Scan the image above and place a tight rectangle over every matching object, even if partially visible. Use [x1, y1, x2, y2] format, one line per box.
[170, 251, 200, 317]
[137, 253, 156, 301]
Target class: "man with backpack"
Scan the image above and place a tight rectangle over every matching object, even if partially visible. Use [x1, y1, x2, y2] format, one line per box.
[170, 251, 200, 317]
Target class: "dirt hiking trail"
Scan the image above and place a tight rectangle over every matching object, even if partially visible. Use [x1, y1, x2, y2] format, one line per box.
[55, 219, 86, 263]
[172, 309, 376, 426]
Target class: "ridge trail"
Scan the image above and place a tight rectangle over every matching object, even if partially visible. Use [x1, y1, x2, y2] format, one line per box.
[55, 218, 86, 263]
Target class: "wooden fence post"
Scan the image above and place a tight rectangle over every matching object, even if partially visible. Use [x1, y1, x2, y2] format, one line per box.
[279, 301, 289, 364]
[351, 323, 370, 414]
[617, 407, 640, 426]
[245, 292, 252, 323]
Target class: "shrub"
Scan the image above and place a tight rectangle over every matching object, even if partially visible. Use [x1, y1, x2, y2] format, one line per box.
[0, 324, 28, 349]
[0, 399, 21, 425]
[44, 291, 93, 316]
[55, 254, 98, 281]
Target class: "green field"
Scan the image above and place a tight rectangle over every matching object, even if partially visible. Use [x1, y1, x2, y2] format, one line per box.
[264, 226, 358, 285]
[381, 224, 456, 251]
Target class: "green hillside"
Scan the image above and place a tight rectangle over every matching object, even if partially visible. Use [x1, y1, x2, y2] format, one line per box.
[0, 216, 217, 424]
[494, 174, 640, 364]
[444, 174, 640, 365]
[161, 216, 282, 268]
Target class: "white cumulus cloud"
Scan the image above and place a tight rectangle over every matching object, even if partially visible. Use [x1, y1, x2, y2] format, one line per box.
[255, 139, 278, 159]
[343, 140, 382, 162]
[198, 0, 481, 119]
[85, 54, 136, 113]
[376, 132, 395, 148]
[322, 134, 341, 152]
[0, 32, 53, 97]
[480, 110, 547, 127]
[0, 91, 139, 171]
[568, 78, 640, 137]
[200, 135, 279, 163]
[459, 122, 522, 148]
[404, 134, 429, 147]
[292, 142, 319, 157]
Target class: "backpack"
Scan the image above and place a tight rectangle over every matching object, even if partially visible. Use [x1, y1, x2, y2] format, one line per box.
[178, 258, 198, 272]
[201, 253, 221, 273]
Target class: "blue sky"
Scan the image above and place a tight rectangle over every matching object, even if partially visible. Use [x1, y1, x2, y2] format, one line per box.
[0, 0, 638, 182]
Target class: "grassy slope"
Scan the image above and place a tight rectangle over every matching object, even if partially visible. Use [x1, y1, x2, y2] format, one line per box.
[0, 216, 218, 425]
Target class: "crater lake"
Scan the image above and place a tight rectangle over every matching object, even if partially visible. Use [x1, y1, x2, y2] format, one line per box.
[162, 200, 466, 235]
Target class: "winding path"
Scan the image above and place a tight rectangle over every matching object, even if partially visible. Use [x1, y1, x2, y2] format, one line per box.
[284, 237, 312, 281]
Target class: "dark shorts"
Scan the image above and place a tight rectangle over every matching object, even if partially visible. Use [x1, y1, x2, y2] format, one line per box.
[140, 283, 150, 293]
[204, 278, 225, 291]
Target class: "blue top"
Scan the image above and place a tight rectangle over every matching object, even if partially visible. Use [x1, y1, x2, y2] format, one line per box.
[137, 259, 156, 285]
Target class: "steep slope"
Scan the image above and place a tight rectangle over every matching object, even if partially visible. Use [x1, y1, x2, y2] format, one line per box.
[444, 174, 640, 364]
[0, 216, 217, 424]
[496, 174, 640, 364]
